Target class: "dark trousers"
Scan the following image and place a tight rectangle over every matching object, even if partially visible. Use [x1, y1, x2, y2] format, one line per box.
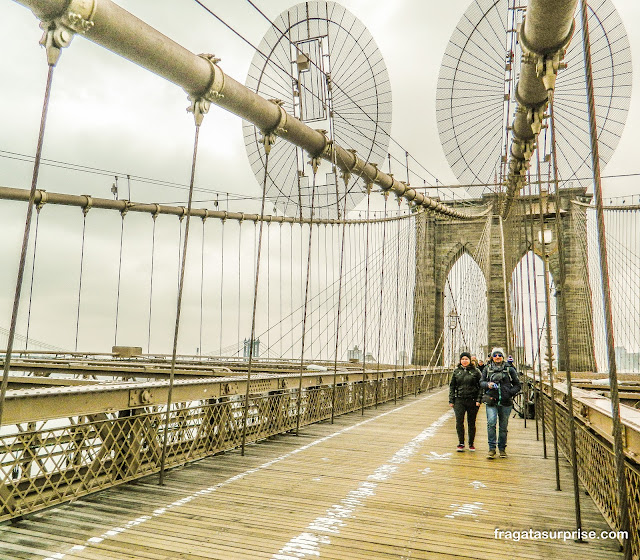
[453, 398, 479, 445]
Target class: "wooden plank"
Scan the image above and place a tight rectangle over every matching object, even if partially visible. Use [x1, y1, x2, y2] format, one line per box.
[0, 389, 623, 560]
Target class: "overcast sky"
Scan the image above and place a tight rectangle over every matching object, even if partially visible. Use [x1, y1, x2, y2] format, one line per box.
[1, 0, 638, 355]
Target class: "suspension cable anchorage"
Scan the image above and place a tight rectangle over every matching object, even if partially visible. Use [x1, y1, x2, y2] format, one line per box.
[364, 180, 373, 196]
[152, 203, 160, 221]
[186, 95, 210, 127]
[38, 0, 97, 65]
[202, 209, 209, 223]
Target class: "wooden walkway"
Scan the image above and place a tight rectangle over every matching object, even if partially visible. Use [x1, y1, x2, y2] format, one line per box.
[0, 388, 623, 560]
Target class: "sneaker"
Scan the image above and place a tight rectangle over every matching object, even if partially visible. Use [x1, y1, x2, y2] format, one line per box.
[487, 449, 496, 459]
[499, 449, 507, 458]
[468, 445, 476, 452]
[456, 444, 465, 452]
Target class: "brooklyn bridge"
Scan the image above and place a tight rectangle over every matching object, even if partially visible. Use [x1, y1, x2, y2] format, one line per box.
[0, 0, 639, 558]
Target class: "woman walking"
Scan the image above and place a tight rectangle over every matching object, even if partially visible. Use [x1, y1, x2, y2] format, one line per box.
[449, 352, 482, 451]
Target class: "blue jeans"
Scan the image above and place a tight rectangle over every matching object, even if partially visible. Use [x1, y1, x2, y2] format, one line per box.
[486, 404, 512, 450]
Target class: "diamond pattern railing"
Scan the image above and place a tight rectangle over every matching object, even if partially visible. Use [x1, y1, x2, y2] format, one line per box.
[539, 387, 640, 559]
[0, 369, 448, 521]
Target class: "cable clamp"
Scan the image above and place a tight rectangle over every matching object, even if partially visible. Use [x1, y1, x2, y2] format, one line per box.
[198, 53, 225, 101]
[36, 190, 48, 211]
[63, 0, 97, 34]
[82, 194, 92, 216]
[518, 17, 573, 92]
[260, 100, 288, 154]
[187, 95, 210, 126]
[347, 148, 365, 177]
[271, 100, 288, 135]
[120, 201, 130, 218]
[340, 169, 351, 188]
[39, 0, 96, 65]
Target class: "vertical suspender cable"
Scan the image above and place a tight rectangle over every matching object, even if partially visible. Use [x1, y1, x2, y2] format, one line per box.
[74, 210, 89, 351]
[548, 89, 583, 536]
[515, 208, 529, 428]
[498, 216, 511, 353]
[360, 186, 372, 414]
[580, 1, 631, 553]
[279, 222, 283, 358]
[374, 194, 389, 407]
[538, 150, 562, 491]
[199, 215, 206, 356]
[523, 178, 537, 436]
[220, 206, 226, 356]
[114, 211, 126, 347]
[24, 205, 43, 351]
[237, 219, 242, 356]
[267, 220, 270, 357]
[394, 202, 401, 403]
[401, 212, 411, 396]
[147, 212, 158, 355]
[158, 120, 201, 485]
[295, 166, 318, 435]
[240, 149, 271, 456]
[331, 191, 349, 424]
[533, 141, 548, 454]
[0, 61, 56, 428]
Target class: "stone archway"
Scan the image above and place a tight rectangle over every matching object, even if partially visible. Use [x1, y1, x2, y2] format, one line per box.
[413, 188, 596, 371]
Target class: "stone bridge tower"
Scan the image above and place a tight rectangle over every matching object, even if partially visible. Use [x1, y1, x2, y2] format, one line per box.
[412, 187, 596, 372]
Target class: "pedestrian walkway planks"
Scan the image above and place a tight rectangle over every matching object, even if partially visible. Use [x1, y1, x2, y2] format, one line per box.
[0, 388, 623, 559]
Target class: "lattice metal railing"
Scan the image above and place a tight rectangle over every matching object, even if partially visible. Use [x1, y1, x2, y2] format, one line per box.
[538, 385, 640, 559]
[0, 369, 449, 521]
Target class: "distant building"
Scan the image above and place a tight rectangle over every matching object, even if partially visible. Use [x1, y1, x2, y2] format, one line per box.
[243, 338, 260, 359]
[614, 346, 640, 372]
[347, 345, 362, 362]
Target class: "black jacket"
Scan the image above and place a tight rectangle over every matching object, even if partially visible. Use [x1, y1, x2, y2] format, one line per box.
[449, 365, 482, 403]
[480, 362, 521, 406]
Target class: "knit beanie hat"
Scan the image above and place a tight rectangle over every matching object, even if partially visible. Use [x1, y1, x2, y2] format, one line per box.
[459, 351, 472, 361]
[491, 347, 505, 357]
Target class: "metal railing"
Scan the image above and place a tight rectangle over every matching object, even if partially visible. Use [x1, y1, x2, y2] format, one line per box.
[536, 380, 640, 558]
[0, 367, 450, 521]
